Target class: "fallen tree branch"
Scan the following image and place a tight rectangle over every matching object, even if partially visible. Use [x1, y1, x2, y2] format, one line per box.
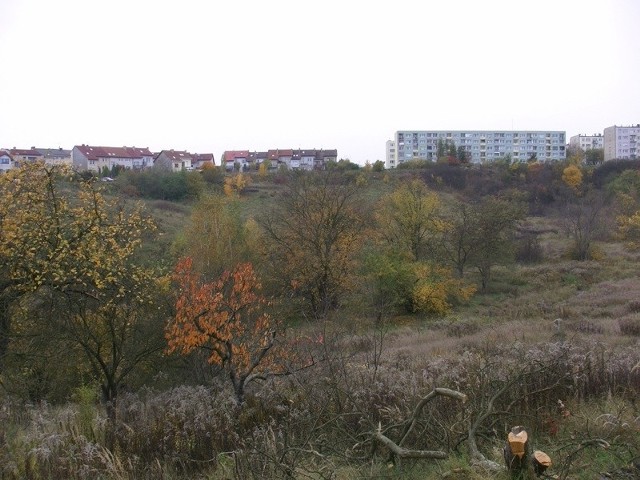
[375, 425, 447, 459]
[373, 387, 467, 464]
[398, 388, 467, 447]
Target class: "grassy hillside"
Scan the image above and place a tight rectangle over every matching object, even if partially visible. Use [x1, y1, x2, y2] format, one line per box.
[1, 162, 639, 479]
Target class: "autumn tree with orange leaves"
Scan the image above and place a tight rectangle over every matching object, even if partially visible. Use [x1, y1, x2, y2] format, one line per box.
[166, 258, 286, 404]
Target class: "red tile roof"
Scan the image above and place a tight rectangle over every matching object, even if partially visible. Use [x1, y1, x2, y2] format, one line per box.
[75, 145, 153, 160]
[223, 150, 250, 162]
[157, 150, 192, 162]
[192, 153, 214, 163]
[267, 149, 293, 160]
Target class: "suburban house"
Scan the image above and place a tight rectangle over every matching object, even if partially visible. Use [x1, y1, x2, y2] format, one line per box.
[154, 150, 194, 172]
[191, 153, 215, 170]
[0, 150, 13, 172]
[223, 148, 337, 171]
[267, 149, 293, 168]
[72, 145, 154, 172]
[222, 150, 250, 171]
[36, 147, 72, 166]
[248, 151, 269, 167]
[9, 148, 44, 165]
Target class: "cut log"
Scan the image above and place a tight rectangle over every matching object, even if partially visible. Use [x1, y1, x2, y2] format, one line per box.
[532, 450, 552, 476]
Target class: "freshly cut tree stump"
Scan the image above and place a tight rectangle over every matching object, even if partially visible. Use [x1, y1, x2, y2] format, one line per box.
[532, 450, 552, 476]
[504, 426, 529, 471]
[503, 426, 552, 478]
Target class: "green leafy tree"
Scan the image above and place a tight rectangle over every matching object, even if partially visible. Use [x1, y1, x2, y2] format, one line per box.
[376, 179, 445, 262]
[176, 193, 260, 279]
[360, 251, 416, 320]
[585, 148, 604, 165]
[372, 160, 385, 172]
[468, 196, 526, 291]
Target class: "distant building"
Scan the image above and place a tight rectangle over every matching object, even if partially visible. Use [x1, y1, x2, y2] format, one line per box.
[223, 149, 337, 171]
[569, 134, 603, 152]
[154, 151, 215, 172]
[385, 140, 397, 169]
[2, 147, 71, 169]
[389, 130, 566, 167]
[72, 145, 154, 172]
[36, 147, 72, 166]
[222, 150, 250, 171]
[603, 125, 640, 161]
[9, 147, 44, 164]
[191, 153, 215, 170]
[248, 151, 269, 167]
[154, 150, 193, 172]
[0, 150, 13, 172]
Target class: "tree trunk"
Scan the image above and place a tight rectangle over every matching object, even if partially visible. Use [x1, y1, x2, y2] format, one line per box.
[0, 306, 9, 373]
[102, 381, 118, 451]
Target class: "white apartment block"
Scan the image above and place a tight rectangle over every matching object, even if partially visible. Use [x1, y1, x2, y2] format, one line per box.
[569, 134, 603, 151]
[389, 130, 566, 167]
[385, 140, 397, 169]
[603, 125, 640, 161]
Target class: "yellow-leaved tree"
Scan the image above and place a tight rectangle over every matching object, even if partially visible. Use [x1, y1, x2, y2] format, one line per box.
[618, 210, 640, 250]
[412, 264, 476, 315]
[376, 179, 445, 261]
[223, 173, 250, 197]
[0, 163, 163, 432]
[562, 164, 583, 191]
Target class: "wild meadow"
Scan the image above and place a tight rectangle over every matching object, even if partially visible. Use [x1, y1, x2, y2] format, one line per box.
[1, 158, 639, 479]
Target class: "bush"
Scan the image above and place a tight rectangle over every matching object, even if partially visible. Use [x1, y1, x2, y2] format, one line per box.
[115, 169, 203, 201]
[516, 233, 544, 264]
[567, 320, 605, 335]
[446, 319, 480, 338]
[619, 317, 640, 336]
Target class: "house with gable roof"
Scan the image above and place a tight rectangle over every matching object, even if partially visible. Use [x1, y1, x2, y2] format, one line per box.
[191, 153, 215, 170]
[222, 150, 250, 171]
[9, 148, 44, 165]
[72, 145, 154, 172]
[36, 147, 72, 166]
[222, 148, 337, 171]
[154, 150, 194, 172]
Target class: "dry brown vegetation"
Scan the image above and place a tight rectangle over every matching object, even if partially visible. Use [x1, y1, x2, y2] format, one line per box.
[2, 161, 640, 479]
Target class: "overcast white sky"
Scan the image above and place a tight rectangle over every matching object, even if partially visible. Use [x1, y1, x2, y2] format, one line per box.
[1, 0, 639, 164]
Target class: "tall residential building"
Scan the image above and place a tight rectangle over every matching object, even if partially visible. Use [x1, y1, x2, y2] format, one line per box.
[385, 140, 396, 169]
[389, 130, 566, 166]
[603, 125, 640, 161]
[569, 134, 603, 151]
